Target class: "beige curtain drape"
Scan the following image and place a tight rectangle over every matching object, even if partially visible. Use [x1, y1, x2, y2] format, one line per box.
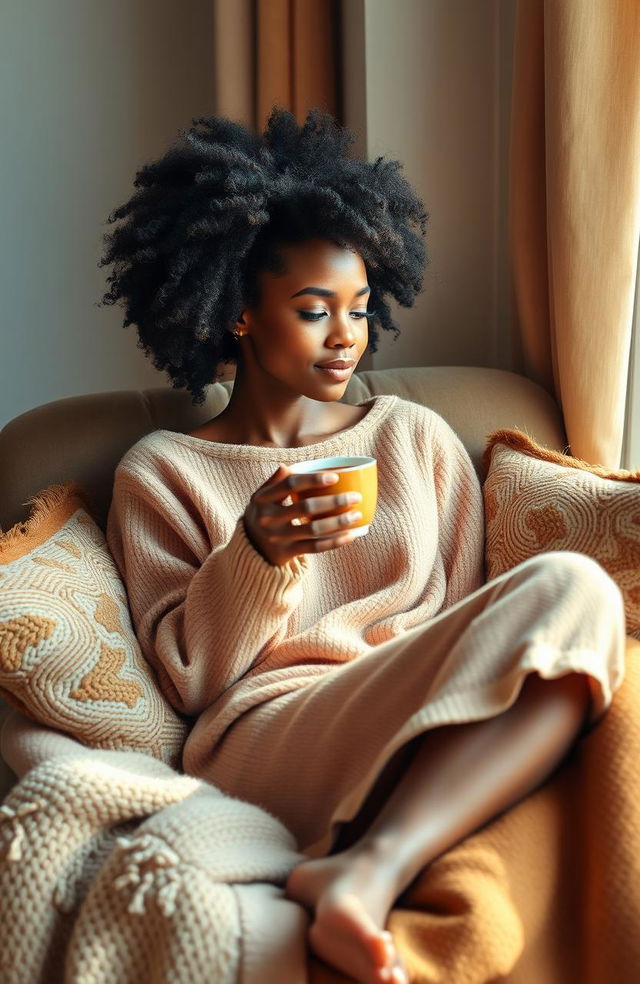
[510, 0, 640, 468]
[211, 0, 342, 133]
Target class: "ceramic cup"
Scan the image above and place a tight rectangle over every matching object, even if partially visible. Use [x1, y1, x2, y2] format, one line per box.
[288, 455, 378, 538]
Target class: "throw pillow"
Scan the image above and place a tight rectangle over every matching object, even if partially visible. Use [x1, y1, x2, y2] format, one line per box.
[482, 429, 640, 638]
[0, 481, 189, 765]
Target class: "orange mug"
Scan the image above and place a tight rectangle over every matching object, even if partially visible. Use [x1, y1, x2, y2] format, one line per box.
[288, 455, 378, 537]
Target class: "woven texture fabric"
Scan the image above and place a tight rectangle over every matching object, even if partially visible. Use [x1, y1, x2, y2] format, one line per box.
[0, 737, 305, 984]
[0, 483, 188, 765]
[483, 429, 640, 637]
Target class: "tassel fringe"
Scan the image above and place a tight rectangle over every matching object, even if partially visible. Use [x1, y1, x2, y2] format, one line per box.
[0, 801, 43, 862]
[113, 834, 184, 917]
[0, 481, 98, 558]
[483, 428, 640, 482]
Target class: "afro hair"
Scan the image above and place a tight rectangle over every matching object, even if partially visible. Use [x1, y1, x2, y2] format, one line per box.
[98, 106, 429, 405]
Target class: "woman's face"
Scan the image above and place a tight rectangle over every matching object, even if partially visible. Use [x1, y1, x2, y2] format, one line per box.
[235, 237, 371, 400]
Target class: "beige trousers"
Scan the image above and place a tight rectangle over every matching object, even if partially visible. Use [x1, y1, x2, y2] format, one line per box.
[204, 551, 626, 857]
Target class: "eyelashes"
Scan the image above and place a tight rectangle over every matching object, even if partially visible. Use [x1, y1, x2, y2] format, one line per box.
[298, 310, 377, 322]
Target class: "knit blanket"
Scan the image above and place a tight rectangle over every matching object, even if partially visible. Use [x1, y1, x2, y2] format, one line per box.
[0, 731, 309, 984]
[2, 637, 639, 983]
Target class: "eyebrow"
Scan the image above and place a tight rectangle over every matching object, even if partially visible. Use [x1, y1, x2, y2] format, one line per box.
[290, 286, 371, 299]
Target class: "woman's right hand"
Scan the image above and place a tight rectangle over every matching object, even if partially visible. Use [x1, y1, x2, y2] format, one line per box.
[243, 464, 363, 566]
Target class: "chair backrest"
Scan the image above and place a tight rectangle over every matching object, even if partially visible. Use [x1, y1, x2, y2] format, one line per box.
[0, 365, 565, 534]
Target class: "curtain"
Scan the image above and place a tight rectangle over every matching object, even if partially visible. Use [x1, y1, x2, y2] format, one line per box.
[212, 0, 342, 133]
[510, 0, 640, 468]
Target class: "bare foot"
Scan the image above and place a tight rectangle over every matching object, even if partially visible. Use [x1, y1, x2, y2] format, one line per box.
[285, 844, 409, 984]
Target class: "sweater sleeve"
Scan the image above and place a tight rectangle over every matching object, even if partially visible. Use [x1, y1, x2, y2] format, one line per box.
[423, 410, 485, 607]
[105, 458, 309, 717]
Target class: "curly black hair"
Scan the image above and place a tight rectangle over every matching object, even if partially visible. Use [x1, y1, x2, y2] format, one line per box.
[98, 106, 429, 405]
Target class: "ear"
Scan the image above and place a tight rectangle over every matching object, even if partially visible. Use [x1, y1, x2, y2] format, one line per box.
[234, 312, 248, 334]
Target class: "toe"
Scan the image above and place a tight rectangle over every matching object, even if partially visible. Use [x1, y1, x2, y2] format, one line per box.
[337, 895, 391, 967]
[378, 966, 408, 984]
[376, 952, 408, 984]
[310, 918, 378, 984]
[309, 894, 398, 984]
[391, 966, 409, 984]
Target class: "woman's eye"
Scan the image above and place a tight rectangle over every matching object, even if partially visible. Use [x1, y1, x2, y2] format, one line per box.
[297, 311, 372, 321]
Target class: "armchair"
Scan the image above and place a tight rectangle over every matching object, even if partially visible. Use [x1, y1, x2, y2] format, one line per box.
[2, 365, 639, 984]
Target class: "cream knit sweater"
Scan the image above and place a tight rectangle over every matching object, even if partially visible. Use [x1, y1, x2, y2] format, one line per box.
[105, 394, 485, 781]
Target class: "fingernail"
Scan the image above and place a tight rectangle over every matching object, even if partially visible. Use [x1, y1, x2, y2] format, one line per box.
[322, 472, 339, 485]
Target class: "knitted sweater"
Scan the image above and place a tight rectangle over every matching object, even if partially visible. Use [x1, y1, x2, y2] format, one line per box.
[105, 394, 485, 772]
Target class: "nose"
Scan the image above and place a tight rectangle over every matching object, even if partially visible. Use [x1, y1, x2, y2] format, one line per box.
[326, 314, 358, 348]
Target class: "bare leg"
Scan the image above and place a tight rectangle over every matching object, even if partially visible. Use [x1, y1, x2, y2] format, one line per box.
[286, 671, 591, 984]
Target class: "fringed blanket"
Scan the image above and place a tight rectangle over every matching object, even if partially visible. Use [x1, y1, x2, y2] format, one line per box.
[0, 731, 308, 984]
[1, 637, 639, 983]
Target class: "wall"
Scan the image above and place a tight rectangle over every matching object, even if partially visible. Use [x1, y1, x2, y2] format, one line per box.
[342, 0, 517, 373]
[1, 0, 517, 428]
[0, 0, 215, 429]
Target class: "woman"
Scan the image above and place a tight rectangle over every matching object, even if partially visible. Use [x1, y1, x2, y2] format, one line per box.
[101, 107, 625, 984]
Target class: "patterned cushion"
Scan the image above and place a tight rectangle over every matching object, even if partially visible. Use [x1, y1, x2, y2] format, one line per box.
[483, 429, 640, 638]
[0, 482, 188, 765]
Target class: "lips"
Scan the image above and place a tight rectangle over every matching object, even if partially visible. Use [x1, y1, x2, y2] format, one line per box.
[315, 360, 355, 369]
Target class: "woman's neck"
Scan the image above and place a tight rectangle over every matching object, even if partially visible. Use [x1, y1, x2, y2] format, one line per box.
[220, 389, 353, 448]
[211, 354, 336, 447]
